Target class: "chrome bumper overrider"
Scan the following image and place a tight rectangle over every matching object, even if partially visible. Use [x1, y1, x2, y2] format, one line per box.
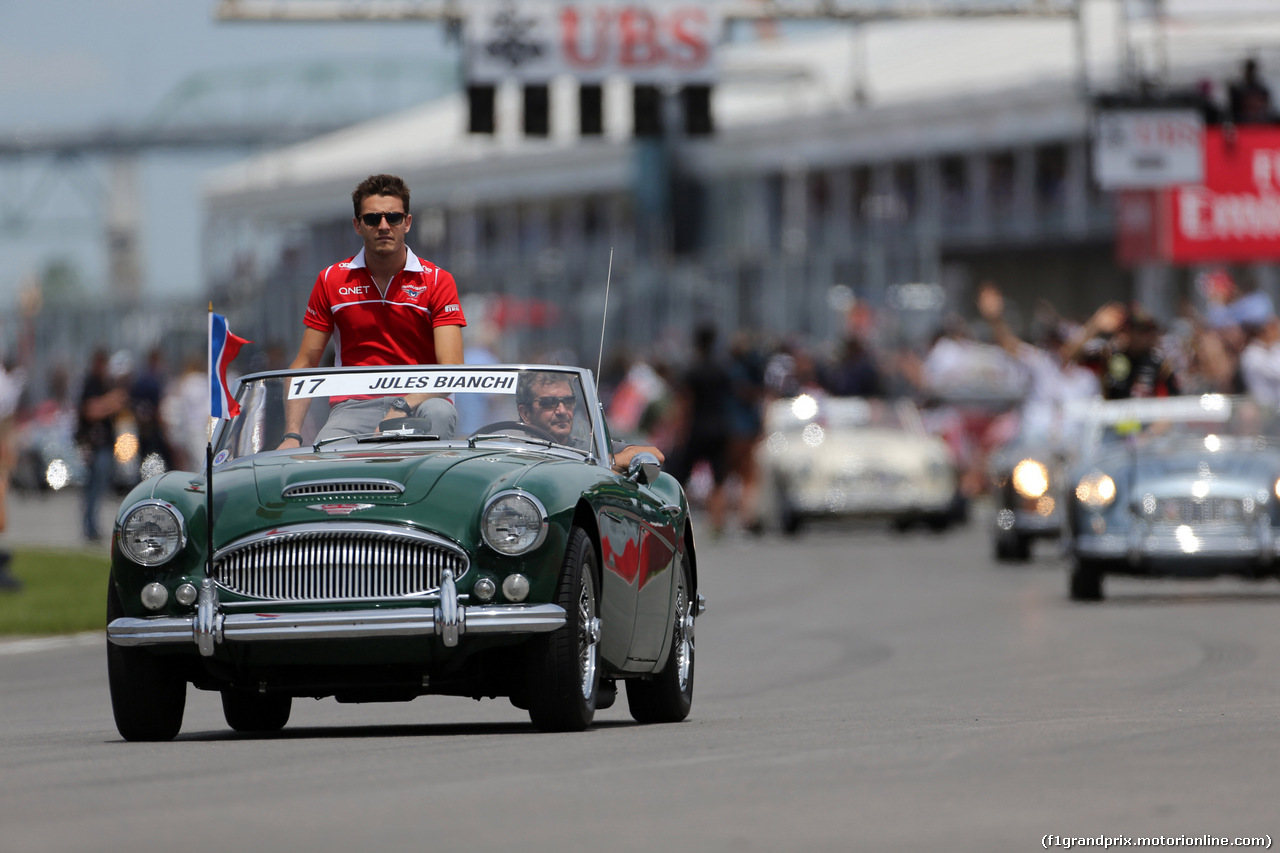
[107, 570, 565, 656]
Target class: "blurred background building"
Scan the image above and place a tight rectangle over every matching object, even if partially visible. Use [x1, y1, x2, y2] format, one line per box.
[4, 0, 1280, 378]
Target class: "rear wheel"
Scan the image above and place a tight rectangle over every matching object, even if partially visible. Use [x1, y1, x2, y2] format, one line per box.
[526, 526, 600, 732]
[106, 577, 186, 742]
[222, 690, 292, 733]
[626, 552, 695, 724]
[1069, 558, 1104, 602]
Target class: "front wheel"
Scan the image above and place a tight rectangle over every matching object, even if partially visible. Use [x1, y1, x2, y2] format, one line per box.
[222, 690, 292, 733]
[1069, 558, 1104, 602]
[107, 577, 186, 742]
[526, 526, 600, 732]
[626, 551, 695, 724]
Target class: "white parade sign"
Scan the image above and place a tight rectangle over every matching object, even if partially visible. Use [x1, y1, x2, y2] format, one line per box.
[286, 371, 521, 400]
[1093, 109, 1205, 190]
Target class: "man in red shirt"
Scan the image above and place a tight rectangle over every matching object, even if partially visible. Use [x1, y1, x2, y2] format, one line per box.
[279, 174, 465, 447]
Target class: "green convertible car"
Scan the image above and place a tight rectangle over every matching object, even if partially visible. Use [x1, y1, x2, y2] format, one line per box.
[106, 364, 702, 740]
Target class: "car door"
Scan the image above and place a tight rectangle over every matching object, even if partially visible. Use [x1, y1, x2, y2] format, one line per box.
[593, 476, 679, 669]
[623, 479, 679, 665]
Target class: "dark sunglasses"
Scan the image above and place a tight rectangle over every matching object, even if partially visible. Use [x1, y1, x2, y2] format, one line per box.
[534, 395, 577, 410]
[360, 211, 406, 227]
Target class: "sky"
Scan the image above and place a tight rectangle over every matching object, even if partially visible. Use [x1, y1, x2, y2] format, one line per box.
[3, 0, 1277, 312]
[0, 0, 455, 307]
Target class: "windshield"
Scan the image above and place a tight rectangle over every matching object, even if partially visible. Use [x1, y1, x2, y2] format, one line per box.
[1085, 395, 1280, 454]
[764, 395, 922, 435]
[212, 365, 597, 465]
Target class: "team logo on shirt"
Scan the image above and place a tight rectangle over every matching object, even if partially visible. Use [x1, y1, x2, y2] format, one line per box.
[401, 284, 427, 301]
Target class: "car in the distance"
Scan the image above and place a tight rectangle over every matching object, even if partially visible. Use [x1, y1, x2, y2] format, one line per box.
[756, 394, 962, 534]
[1064, 394, 1280, 601]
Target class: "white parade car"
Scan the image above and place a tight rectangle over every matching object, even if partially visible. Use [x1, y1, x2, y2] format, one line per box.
[757, 395, 963, 534]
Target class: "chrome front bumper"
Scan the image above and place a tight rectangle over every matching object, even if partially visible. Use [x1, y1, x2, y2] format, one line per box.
[107, 570, 565, 656]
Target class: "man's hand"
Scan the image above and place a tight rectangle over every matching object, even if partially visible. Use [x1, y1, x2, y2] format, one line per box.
[977, 282, 1004, 322]
[1087, 302, 1126, 336]
[612, 444, 665, 474]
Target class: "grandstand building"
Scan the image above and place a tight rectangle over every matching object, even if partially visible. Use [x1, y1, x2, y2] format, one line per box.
[203, 12, 1274, 360]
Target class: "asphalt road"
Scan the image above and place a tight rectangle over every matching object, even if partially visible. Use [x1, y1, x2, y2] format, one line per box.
[3, 507, 1280, 852]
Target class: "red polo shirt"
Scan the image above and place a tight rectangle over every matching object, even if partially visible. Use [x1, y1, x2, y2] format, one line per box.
[304, 247, 467, 367]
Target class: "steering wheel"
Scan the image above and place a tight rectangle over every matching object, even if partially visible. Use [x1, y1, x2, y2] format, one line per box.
[472, 420, 558, 443]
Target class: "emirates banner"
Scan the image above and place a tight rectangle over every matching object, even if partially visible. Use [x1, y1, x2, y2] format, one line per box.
[466, 2, 722, 84]
[1168, 126, 1280, 263]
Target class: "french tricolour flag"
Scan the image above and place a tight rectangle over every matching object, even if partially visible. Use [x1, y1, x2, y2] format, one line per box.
[209, 311, 250, 419]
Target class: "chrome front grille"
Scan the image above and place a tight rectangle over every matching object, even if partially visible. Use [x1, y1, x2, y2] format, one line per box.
[1152, 497, 1249, 525]
[213, 524, 466, 602]
[282, 479, 404, 500]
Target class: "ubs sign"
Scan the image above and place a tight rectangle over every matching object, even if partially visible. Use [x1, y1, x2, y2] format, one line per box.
[466, 1, 722, 84]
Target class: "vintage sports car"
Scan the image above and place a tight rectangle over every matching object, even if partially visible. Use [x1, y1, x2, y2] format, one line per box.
[988, 400, 1097, 562]
[756, 394, 961, 534]
[1065, 394, 1280, 601]
[106, 364, 701, 740]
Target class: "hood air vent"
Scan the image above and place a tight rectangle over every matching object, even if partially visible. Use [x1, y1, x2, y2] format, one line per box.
[283, 479, 405, 500]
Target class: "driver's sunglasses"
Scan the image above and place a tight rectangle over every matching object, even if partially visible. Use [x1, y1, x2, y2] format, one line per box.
[360, 211, 406, 227]
[535, 395, 577, 411]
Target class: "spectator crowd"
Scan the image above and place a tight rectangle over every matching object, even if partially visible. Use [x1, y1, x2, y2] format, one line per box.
[4, 265, 1280, 555]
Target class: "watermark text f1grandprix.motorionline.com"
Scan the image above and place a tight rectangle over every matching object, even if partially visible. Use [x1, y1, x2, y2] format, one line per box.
[1043, 836, 1271, 849]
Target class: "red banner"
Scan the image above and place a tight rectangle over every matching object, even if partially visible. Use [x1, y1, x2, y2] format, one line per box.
[1167, 126, 1280, 263]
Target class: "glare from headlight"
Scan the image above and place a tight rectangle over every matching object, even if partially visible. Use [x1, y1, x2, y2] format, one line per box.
[114, 432, 138, 464]
[1012, 459, 1049, 499]
[1076, 472, 1116, 509]
[119, 501, 186, 566]
[482, 492, 548, 555]
[140, 452, 167, 480]
[801, 423, 825, 447]
[45, 459, 71, 490]
[791, 394, 818, 420]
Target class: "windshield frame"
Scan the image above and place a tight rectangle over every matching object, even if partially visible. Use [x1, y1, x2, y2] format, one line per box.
[211, 363, 609, 465]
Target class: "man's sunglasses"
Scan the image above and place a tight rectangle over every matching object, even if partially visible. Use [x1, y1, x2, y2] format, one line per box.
[534, 395, 577, 410]
[360, 212, 406, 227]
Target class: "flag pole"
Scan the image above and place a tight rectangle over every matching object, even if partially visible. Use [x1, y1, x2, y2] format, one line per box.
[206, 303, 214, 580]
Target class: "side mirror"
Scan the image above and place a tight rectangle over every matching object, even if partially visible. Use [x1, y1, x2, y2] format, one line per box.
[627, 451, 662, 486]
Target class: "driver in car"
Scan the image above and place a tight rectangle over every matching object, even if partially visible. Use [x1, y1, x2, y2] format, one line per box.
[516, 371, 580, 446]
[515, 371, 664, 474]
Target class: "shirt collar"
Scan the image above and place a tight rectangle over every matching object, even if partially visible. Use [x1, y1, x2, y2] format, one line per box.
[349, 247, 425, 272]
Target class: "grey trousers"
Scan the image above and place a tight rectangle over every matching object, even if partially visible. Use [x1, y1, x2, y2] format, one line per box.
[316, 397, 458, 441]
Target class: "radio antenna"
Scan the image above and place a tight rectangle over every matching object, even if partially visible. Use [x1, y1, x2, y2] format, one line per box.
[594, 247, 614, 395]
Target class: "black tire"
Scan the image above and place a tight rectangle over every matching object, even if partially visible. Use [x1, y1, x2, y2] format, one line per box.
[221, 690, 292, 733]
[1069, 558, 1104, 602]
[626, 552, 695, 724]
[526, 526, 600, 732]
[778, 487, 802, 536]
[995, 532, 1031, 562]
[106, 577, 186, 742]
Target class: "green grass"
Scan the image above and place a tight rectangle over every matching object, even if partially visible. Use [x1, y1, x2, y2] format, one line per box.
[0, 547, 111, 636]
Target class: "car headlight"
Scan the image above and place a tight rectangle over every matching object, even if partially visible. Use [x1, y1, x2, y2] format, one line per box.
[119, 500, 186, 566]
[482, 491, 549, 556]
[1075, 472, 1116, 509]
[1012, 459, 1050, 499]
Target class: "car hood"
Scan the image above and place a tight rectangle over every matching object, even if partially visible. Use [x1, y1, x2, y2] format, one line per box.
[222, 447, 549, 507]
[1095, 449, 1280, 497]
